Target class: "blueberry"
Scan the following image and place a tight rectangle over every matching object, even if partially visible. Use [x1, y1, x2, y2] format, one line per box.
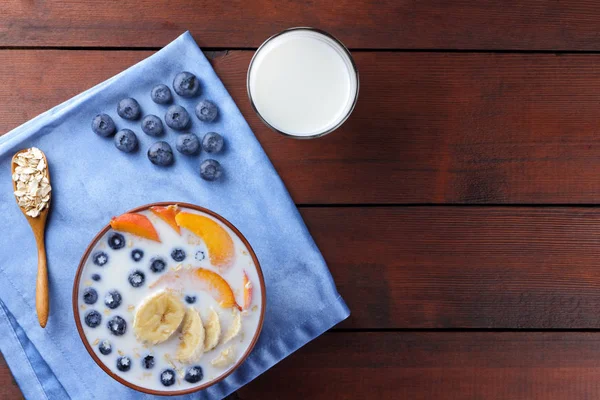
[171, 248, 186, 262]
[116, 356, 131, 372]
[201, 132, 224, 153]
[93, 251, 109, 266]
[104, 290, 122, 309]
[92, 114, 116, 137]
[150, 257, 166, 273]
[141, 115, 164, 137]
[185, 295, 196, 304]
[107, 316, 127, 336]
[131, 249, 144, 262]
[83, 287, 98, 305]
[117, 98, 141, 120]
[128, 270, 145, 288]
[195, 100, 218, 122]
[114, 129, 138, 153]
[165, 105, 191, 131]
[147, 141, 174, 166]
[108, 233, 126, 250]
[142, 355, 155, 369]
[160, 369, 176, 386]
[84, 310, 102, 328]
[184, 366, 203, 383]
[91, 274, 101, 282]
[151, 84, 173, 104]
[98, 340, 112, 355]
[173, 72, 200, 97]
[199, 159, 222, 181]
[195, 250, 205, 261]
[176, 133, 200, 155]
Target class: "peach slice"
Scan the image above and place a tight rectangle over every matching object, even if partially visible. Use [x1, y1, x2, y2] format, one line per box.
[194, 268, 241, 310]
[175, 212, 235, 269]
[150, 268, 241, 310]
[110, 213, 160, 242]
[150, 205, 181, 234]
[242, 271, 253, 310]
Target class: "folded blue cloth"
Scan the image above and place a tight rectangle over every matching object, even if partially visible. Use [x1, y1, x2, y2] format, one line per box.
[0, 32, 349, 399]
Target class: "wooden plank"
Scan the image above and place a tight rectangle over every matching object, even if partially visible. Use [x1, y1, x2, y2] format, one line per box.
[0, 353, 24, 400]
[3, 1, 600, 50]
[302, 207, 600, 329]
[4, 204, 600, 329]
[238, 331, 600, 399]
[0, 199, 598, 329]
[6, 332, 600, 398]
[4, 50, 600, 203]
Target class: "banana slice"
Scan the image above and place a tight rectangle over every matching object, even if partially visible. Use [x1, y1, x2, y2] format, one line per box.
[133, 290, 185, 344]
[221, 308, 241, 345]
[176, 307, 205, 363]
[210, 345, 236, 368]
[203, 308, 221, 352]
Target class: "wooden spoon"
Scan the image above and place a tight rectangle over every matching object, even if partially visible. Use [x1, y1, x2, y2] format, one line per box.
[11, 148, 51, 328]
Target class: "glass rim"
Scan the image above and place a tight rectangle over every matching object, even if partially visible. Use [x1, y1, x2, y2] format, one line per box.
[246, 27, 360, 140]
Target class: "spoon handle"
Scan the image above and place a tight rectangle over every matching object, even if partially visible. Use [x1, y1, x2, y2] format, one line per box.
[35, 234, 49, 328]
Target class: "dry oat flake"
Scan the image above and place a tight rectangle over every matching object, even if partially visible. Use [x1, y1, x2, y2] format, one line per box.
[12, 147, 51, 218]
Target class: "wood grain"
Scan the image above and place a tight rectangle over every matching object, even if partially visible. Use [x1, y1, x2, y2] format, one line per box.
[5, 50, 600, 203]
[0, 199, 599, 330]
[303, 207, 600, 329]
[2, 1, 600, 50]
[0, 353, 24, 400]
[238, 331, 600, 400]
[6, 331, 600, 399]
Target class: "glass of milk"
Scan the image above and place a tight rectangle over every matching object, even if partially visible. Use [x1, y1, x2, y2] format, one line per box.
[247, 27, 359, 139]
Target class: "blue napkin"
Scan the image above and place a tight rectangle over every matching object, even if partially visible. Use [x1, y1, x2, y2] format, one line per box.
[0, 32, 349, 399]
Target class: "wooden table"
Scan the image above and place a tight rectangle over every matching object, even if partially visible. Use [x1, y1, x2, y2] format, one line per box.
[4, 1, 600, 398]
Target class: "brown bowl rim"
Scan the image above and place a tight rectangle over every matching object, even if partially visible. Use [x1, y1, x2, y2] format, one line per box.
[72, 202, 266, 396]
